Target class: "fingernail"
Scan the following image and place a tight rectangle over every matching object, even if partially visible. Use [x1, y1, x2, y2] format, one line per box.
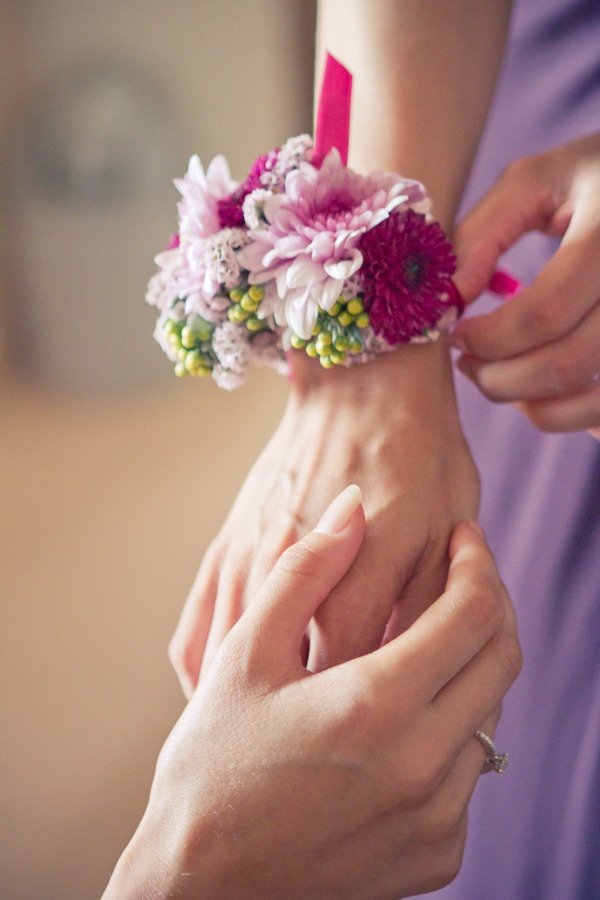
[466, 520, 485, 539]
[314, 484, 362, 535]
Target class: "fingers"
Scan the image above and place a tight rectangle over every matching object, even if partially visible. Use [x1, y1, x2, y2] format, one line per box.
[453, 239, 600, 364]
[518, 380, 600, 433]
[456, 300, 600, 403]
[431, 612, 521, 747]
[453, 158, 552, 304]
[168, 546, 222, 698]
[306, 516, 418, 672]
[367, 522, 513, 702]
[452, 139, 600, 371]
[239, 485, 366, 671]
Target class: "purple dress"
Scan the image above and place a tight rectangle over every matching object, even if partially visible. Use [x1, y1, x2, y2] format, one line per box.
[431, 1, 600, 897]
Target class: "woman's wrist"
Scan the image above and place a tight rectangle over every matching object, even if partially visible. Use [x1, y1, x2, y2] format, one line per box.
[287, 336, 460, 427]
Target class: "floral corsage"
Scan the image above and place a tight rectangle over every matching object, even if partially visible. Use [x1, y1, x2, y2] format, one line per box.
[146, 55, 464, 390]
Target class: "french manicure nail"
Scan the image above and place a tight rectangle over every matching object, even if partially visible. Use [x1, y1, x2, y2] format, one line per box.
[314, 484, 362, 535]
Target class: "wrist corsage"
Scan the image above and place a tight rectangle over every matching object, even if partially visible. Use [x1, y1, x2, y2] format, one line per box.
[146, 55, 514, 389]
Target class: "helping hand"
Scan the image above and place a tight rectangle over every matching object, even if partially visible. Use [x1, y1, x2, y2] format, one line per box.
[105, 489, 521, 899]
[453, 133, 600, 439]
[170, 343, 479, 696]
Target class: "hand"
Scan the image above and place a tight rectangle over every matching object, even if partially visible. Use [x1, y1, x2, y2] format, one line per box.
[452, 133, 600, 439]
[104, 488, 521, 900]
[170, 342, 480, 696]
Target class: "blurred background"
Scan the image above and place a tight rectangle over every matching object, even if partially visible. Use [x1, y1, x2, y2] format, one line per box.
[1, 2, 315, 896]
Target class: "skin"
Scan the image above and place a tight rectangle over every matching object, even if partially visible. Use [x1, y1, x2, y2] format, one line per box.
[452, 133, 600, 439]
[105, 490, 522, 899]
[169, 0, 512, 696]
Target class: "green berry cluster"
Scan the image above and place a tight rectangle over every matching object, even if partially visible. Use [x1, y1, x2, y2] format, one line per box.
[226, 285, 268, 333]
[290, 297, 370, 368]
[163, 316, 216, 378]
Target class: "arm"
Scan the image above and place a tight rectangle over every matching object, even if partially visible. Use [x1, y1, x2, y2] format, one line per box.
[452, 133, 600, 438]
[170, 1, 513, 691]
[105, 490, 521, 899]
[316, 0, 512, 230]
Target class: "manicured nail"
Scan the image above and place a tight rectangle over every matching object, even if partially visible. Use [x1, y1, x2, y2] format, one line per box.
[314, 484, 362, 535]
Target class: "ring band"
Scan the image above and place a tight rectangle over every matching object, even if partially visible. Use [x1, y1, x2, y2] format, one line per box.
[475, 730, 509, 774]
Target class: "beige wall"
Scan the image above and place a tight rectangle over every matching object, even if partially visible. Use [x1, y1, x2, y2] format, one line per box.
[1, 3, 314, 896]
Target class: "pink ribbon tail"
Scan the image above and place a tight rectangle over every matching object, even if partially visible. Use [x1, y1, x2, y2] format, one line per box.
[487, 269, 522, 299]
[450, 269, 521, 320]
[313, 53, 353, 167]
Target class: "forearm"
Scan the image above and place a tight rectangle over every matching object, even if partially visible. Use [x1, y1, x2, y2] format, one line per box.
[316, 0, 512, 231]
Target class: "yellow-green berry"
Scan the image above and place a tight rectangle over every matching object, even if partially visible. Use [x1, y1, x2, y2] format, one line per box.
[329, 300, 342, 317]
[347, 298, 363, 315]
[338, 311, 352, 327]
[334, 335, 350, 351]
[164, 319, 178, 338]
[305, 342, 318, 358]
[248, 285, 264, 303]
[229, 287, 244, 303]
[240, 292, 258, 312]
[356, 312, 370, 328]
[330, 351, 346, 365]
[180, 325, 197, 349]
[290, 333, 307, 349]
[174, 362, 187, 378]
[319, 355, 334, 368]
[185, 350, 203, 374]
[196, 320, 214, 342]
[245, 316, 262, 332]
[228, 304, 248, 323]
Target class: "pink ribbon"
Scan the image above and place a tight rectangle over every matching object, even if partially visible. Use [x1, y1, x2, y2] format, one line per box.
[313, 53, 353, 167]
[487, 269, 522, 299]
[314, 52, 521, 309]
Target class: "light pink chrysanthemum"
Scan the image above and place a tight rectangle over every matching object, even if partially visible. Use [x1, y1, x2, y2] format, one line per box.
[175, 154, 239, 304]
[237, 150, 427, 339]
[146, 244, 187, 313]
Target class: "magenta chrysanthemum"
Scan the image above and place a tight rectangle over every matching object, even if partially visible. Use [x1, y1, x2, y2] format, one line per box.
[357, 209, 456, 344]
[217, 149, 279, 228]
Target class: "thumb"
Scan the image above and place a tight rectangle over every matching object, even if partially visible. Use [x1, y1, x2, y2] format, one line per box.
[453, 165, 552, 304]
[242, 485, 365, 669]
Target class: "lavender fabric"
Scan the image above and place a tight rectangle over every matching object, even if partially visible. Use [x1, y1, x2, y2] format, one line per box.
[429, 1, 600, 897]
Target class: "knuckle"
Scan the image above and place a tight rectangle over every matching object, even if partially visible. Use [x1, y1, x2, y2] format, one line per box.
[421, 817, 468, 891]
[503, 153, 547, 193]
[433, 841, 466, 891]
[425, 799, 465, 844]
[457, 581, 504, 635]
[277, 538, 323, 580]
[401, 755, 446, 807]
[332, 669, 378, 741]
[197, 537, 226, 580]
[525, 294, 565, 341]
[495, 630, 524, 685]
[502, 156, 532, 184]
[547, 354, 580, 393]
[167, 632, 190, 677]
[522, 401, 558, 432]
